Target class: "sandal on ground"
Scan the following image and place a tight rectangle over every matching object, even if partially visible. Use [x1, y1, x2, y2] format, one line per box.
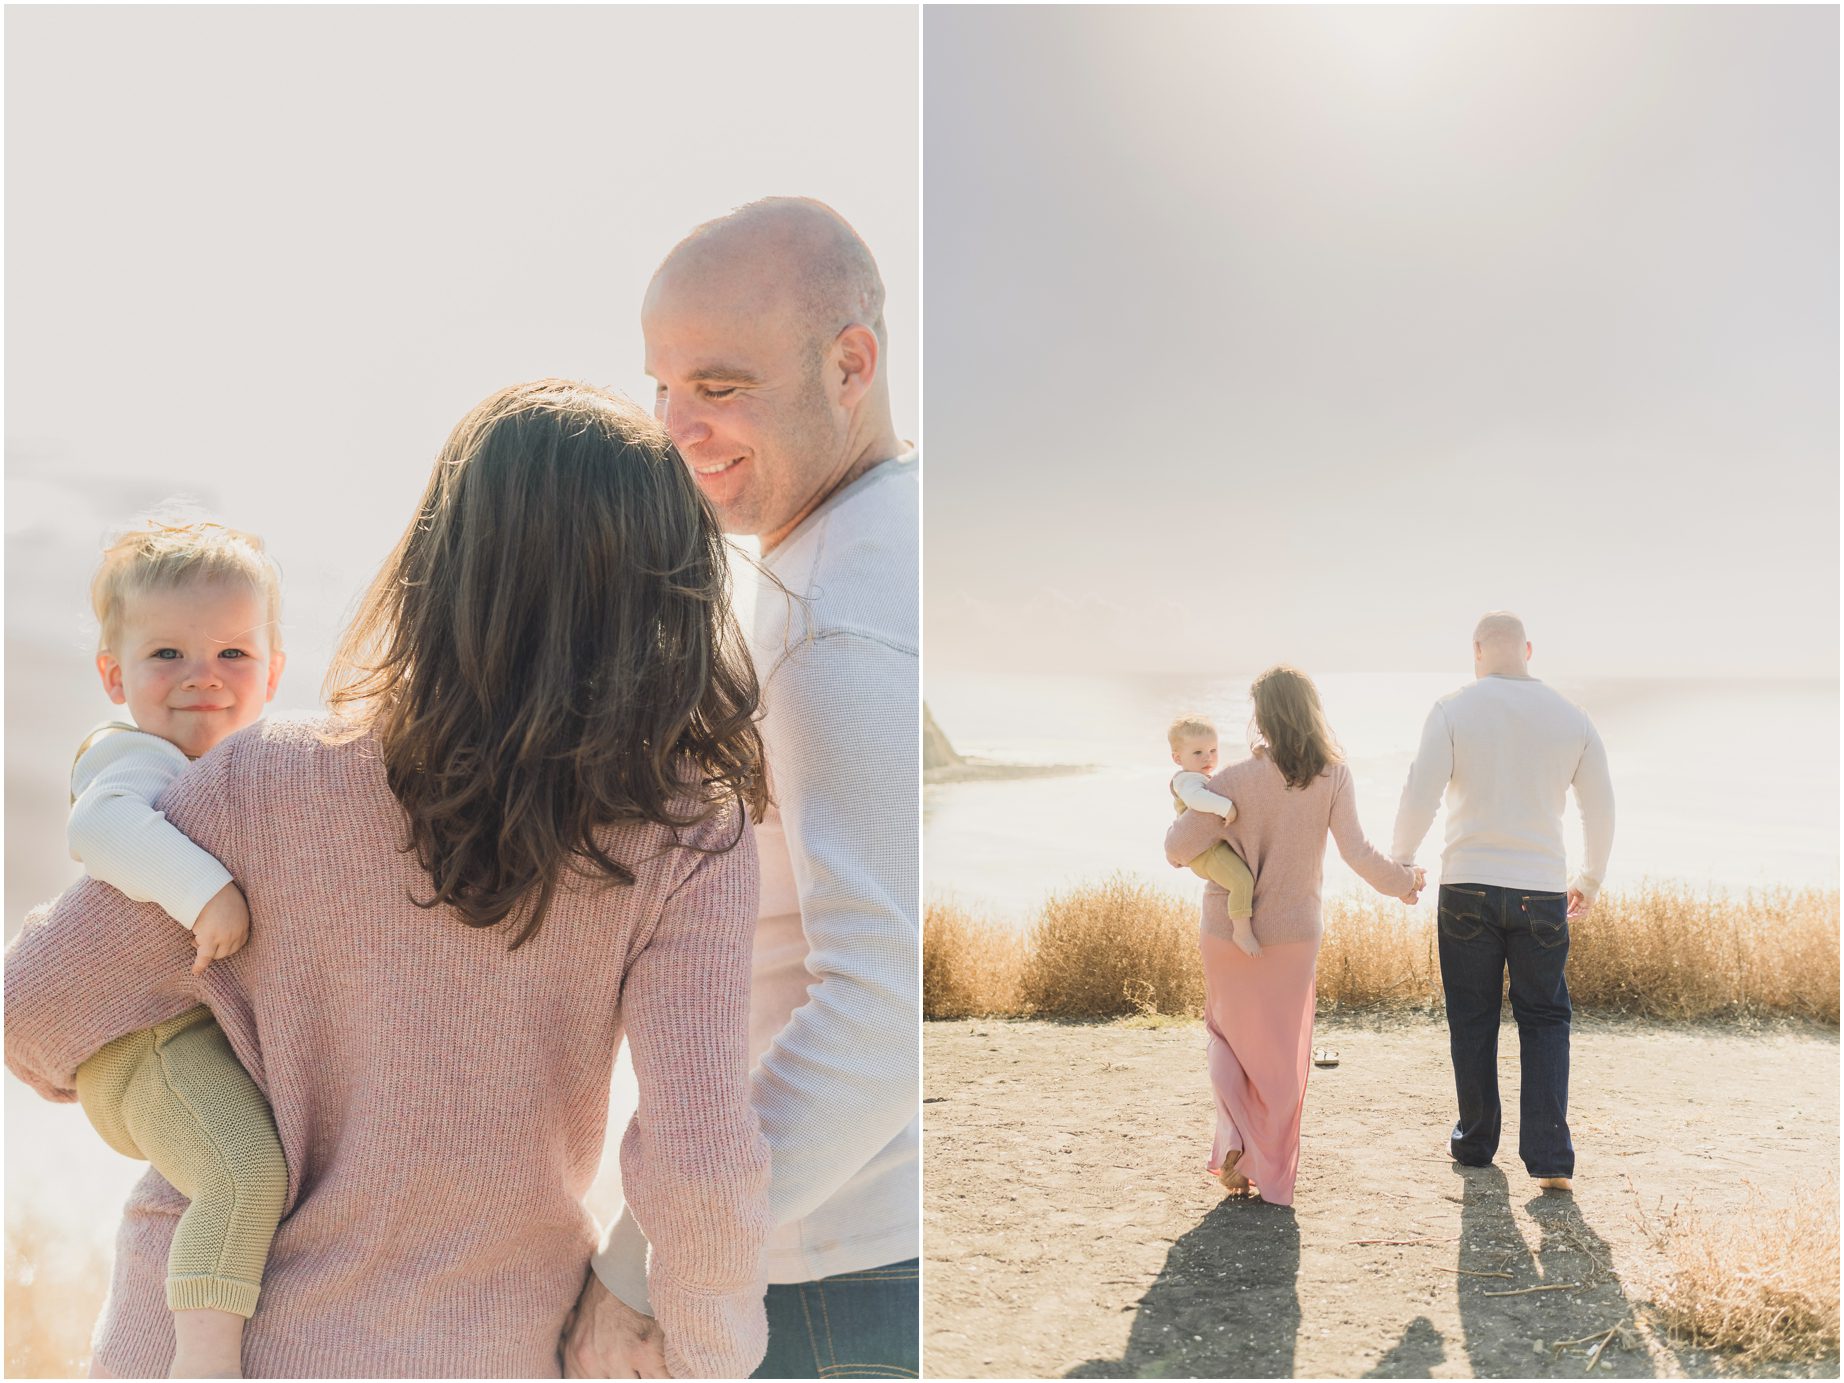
[1312, 1048, 1340, 1067]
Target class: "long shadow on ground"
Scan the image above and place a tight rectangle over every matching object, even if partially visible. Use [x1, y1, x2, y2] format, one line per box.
[1454, 1164, 1654, 1378]
[1067, 1198, 1300, 1378]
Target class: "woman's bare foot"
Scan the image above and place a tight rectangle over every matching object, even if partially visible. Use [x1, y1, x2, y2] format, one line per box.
[1216, 1151, 1252, 1195]
[170, 1308, 244, 1379]
[1536, 1176, 1574, 1192]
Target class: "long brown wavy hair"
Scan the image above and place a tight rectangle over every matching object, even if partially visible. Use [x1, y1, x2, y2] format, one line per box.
[1249, 665, 1344, 790]
[325, 379, 766, 949]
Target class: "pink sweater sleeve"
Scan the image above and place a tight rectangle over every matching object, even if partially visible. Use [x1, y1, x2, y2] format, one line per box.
[617, 807, 772, 1380]
[5, 743, 237, 1101]
[1327, 765, 1418, 899]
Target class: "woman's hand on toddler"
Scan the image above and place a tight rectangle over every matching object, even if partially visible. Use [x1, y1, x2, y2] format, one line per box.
[192, 882, 251, 974]
[1230, 918, 1262, 958]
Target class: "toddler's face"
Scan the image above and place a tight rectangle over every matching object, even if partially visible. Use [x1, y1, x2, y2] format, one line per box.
[97, 580, 284, 759]
[1172, 734, 1219, 777]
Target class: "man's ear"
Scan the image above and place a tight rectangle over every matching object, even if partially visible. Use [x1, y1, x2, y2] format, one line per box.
[96, 651, 127, 706]
[265, 649, 287, 702]
[829, 323, 881, 409]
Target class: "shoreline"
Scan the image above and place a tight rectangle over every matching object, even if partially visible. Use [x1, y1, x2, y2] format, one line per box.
[925, 757, 1093, 785]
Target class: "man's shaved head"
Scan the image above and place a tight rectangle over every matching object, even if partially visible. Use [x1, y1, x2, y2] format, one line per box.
[1473, 611, 1531, 676]
[655, 197, 887, 362]
[642, 198, 901, 552]
[1473, 611, 1528, 650]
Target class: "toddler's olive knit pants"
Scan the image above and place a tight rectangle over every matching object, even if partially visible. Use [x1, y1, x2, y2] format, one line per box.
[1189, 842, 1255, 920]
[75, 1006, 285, 1316]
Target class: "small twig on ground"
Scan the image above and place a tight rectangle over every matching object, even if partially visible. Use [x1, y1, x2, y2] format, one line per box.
[1551, 1326, 1619, 1350]
[1585, 1322, 1625, 1371]
[1482, 1281, 1582, 1297]
[1347, 1235, 1460, 1246]
[1433, 1266, 1514, 1278]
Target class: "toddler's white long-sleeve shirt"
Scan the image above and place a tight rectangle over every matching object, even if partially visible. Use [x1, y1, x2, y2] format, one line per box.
[68, 725, 231, 927]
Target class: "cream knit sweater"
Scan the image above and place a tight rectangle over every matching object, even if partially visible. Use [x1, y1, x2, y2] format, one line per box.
[1390, 675, 1616, 901]
[598, 453, 920, 1303]
[6, 715, 771, 1378]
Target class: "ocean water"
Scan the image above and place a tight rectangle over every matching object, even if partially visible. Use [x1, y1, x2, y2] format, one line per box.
[924, 671, 1840, 925]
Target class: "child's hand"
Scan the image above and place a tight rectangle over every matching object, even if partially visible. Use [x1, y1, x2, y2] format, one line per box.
[192, 882, 251, 975]
[1230, 919, 1262, 958]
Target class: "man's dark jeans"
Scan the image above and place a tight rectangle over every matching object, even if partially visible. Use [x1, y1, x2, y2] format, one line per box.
[1436, 882, 1574, 1178]
[751, 1258, 919, 1379]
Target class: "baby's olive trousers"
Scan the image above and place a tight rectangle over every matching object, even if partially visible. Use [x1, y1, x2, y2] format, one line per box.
[75, 1006, 286, 1317]
[1189, 842, 1255, 920]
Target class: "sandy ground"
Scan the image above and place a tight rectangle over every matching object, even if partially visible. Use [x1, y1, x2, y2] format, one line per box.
[924, 1014, 1839, 1379]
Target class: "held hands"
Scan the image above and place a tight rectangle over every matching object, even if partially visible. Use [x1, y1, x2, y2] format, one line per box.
[1398, 867, 1427, 907]
[561, 1270, 670, 1379]
[191, 882, 251, 975]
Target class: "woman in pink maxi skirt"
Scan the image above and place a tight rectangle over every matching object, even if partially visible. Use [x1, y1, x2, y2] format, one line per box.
[1166, 666, 1422, 1206]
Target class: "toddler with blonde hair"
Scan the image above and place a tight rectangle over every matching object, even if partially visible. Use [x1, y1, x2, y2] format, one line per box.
[1167, 715, 1260, 957]
[68, 515, 288, 1378]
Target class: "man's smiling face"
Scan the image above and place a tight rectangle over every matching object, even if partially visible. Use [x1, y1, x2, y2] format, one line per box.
[643, 263, 844, 546]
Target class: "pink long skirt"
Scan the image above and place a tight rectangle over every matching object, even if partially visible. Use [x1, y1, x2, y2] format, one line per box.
[1200, 931, 1320, 1207]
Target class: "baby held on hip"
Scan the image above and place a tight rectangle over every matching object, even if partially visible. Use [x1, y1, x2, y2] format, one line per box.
[1166, 715, 1260, 957]
[64, 518, 289, 1379]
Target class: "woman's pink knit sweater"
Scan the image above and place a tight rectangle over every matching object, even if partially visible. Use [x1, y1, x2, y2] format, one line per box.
[1165, 752, 1416, 945]
[5, 716, 771, 1379]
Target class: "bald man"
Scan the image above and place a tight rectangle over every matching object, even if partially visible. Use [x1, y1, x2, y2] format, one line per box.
[1391, 613, 1615, 1193]
[565, 199, 918, 1379]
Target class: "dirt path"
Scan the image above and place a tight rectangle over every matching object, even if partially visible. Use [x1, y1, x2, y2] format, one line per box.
[924, 1014, 1838, 1379]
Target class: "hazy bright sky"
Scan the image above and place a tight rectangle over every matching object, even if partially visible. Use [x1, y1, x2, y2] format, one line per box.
[6, 4, 917, 708]
[925, 5, 1838, 678]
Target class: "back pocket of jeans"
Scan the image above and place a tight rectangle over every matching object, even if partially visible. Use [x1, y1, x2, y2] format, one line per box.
[1438, 889, 1487, 941]
[1520, 891, 1569, 948]
[1519, 892, 1563, 951]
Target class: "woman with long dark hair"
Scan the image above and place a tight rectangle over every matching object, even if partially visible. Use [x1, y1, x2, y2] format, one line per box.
[7, 381, 774, 1377]
[1165, 665, 1422, 1207]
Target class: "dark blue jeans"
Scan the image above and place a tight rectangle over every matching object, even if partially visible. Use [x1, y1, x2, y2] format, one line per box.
[751, 1258, 919, 1379]
[1436, 883, 1575, 1178]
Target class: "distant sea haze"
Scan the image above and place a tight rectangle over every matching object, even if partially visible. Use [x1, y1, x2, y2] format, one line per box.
[924, 671, 1841, 925]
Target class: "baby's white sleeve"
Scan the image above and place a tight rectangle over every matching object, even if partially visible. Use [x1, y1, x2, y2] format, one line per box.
[1172, 771, 1236, 819]
[67, 730, 233, 929]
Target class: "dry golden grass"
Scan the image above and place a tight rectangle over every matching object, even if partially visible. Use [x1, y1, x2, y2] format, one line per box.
[1568, 885, 1841, 1023]
[1316, 894, 1442, 1013]
[1020, 875, 1204, 1019]
[922, 899, 1026, 1018]
[1648, 1180, 1841, 1366]
[924, 878, 1841, 1023]
[5, 1214, 108, 1379]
